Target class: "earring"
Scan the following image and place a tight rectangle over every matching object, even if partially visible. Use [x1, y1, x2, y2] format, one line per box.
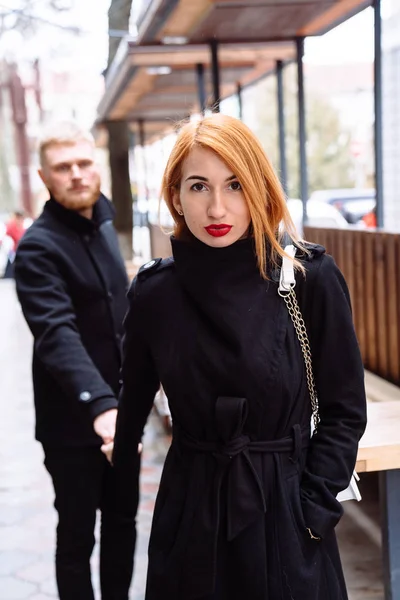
[178, 210, 183, 216]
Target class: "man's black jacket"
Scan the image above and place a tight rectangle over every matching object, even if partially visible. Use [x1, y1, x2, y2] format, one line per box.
[14, 194, 129, 447]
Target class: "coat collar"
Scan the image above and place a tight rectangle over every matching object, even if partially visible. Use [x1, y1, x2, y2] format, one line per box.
[44, 193, 115, 234]
[171, 234, 260, 273]
[170, 235, 266, 352]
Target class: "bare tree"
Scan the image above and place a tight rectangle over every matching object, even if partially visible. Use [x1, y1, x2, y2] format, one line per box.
[0, 1, 75, 37]
[106, 0, 133, 260]
[250, 65, 355, 198]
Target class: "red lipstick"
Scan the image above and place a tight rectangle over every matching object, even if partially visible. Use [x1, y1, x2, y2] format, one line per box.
[204, 224, 232, 238]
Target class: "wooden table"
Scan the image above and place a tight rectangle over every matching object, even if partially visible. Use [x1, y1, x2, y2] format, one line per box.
[356, 401, 400, 600]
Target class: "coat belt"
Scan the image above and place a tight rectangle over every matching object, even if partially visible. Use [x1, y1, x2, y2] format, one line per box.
[171, 397, 309, 598]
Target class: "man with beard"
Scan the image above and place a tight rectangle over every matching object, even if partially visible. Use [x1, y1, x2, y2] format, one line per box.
[14, 122, 136, 600]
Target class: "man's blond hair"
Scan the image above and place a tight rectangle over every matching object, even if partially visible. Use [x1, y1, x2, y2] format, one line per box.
[38, 121, 95, 166]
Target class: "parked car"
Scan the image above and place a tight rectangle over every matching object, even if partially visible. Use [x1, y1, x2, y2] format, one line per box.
[287, 199, 348, 236]
[309, 188, 376, 224]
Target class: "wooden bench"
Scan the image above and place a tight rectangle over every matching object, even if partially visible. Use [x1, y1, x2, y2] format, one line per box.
[365, 370, 400, 404]
[356, 374, 400, 600]
[357, 401, 400, 472]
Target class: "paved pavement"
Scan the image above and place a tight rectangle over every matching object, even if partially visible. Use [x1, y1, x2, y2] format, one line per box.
[0, 279, 383, 599]
[0, 280, 167, 600]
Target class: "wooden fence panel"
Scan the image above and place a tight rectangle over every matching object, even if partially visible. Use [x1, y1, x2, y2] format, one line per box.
[375, 233, 388, 377]
[353, 230, 367, 361]
[386, 235, 400, 381]
[363, 233, 377, 371]
[344, 231, 355, 316]
[304, 227, 400, 386]
[336, 228, 346, 274]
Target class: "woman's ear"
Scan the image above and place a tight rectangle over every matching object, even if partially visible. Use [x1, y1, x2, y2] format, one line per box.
[172, 188, 182, 215]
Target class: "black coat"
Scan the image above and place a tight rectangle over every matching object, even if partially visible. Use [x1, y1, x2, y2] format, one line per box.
[113, 236, 367, 600]
[14, 195, 129, 447]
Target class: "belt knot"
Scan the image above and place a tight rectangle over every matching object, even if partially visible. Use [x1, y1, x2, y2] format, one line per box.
[213, 433, 251, 460]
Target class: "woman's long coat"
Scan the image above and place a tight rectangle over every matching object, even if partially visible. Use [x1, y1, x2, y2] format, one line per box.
[113, 237, 367, 600]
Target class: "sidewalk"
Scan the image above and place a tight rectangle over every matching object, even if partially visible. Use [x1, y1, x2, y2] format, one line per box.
[0, 279, 383, 599]
[0, 280, 166, 600]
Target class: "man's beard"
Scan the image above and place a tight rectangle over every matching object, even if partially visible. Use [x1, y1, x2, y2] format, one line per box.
[50, 181, 101, 212]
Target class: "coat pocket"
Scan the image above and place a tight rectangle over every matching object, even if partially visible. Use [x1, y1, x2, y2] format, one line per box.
[277, 457, 324, 599]
[283, 469, 311, 557]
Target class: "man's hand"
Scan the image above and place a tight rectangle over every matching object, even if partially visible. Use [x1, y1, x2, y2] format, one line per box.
[101, 441, 114, 463]
[93, 408, 117, 445]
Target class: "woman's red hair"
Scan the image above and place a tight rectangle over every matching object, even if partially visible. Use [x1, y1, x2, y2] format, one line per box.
[161, 114, 302, 278]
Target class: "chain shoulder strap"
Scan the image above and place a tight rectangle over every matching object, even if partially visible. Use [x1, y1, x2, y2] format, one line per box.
[281, 287, 320, 433]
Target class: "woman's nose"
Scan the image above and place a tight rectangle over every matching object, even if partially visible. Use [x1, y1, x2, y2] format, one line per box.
[207, 190, 227, 219]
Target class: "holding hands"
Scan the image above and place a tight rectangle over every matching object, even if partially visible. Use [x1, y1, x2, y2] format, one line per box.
[93, 408, 142, 464]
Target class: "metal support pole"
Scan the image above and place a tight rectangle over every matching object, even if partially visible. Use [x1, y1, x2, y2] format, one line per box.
[380, 470, 400, 600]
[196, 63, 207, 114]
[374, 0, 384, 228]
[138, 119, 145, 148]
[296, 37, 308, 225]
[276, 60, 288, 196]
[128, 129, 137, 256]
[237, 82, 243, 120]
[210, 40, 221, 112]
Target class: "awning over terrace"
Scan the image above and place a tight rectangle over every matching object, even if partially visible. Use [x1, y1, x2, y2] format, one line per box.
[136, 0, 370, 44]
[97, 40, 296, 141]
[96, 0, 382, 225]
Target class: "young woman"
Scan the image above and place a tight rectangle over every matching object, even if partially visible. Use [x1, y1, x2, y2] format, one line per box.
[113, 114, 367, 600]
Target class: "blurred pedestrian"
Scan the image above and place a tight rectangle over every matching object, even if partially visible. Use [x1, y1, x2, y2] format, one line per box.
[2, 210, 25, 278]
[362, 206, 377, 228]
[14, 122, 136, 600]
[6, 210, 25, 248]
[113, 114, 367, 600]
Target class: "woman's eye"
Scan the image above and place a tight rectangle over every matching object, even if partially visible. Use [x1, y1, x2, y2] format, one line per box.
[229, 181, 242, 191]
[191, 182, 207, 192]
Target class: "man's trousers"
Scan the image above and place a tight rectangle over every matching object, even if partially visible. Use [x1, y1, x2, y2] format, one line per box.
[43, 446, 137, 600]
